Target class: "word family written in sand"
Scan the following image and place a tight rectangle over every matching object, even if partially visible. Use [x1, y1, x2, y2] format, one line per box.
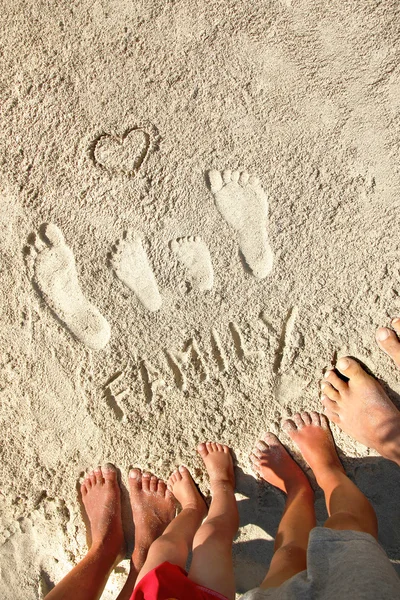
[103, 309, 299, 420]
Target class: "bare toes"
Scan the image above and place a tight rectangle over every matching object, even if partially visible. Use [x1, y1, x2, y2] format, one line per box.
[282, 419, 297, 434]
[321, 395, 339, 414]
[324, 369, 348, 392]
[376, 327, 400, 366]
[150, 475, 158, 493]
[129, 468, 142, 490]
[142, 472, 151, 492]
[293, 413, 305, 429]
[310, 412, 321, 426]
[321, 381, 340, 401]
[301, 412, 312, 426]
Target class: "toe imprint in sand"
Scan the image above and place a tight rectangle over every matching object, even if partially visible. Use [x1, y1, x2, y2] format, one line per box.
[26, 224, 110, 350]
[208, 169, 273, 278]
[171, 236, 214, 291]
[110, 231, 162, 312]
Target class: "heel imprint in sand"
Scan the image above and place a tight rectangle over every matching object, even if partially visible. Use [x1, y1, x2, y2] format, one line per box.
[109, 231, 162, 312]
[171, 236, 214, 291]
[208, 169, 273, 279]
[26, 223, 111, 351]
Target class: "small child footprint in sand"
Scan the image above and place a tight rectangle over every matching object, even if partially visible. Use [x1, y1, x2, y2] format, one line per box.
[110, 231, 162, 312]
[208, 169, 273, 279]
[26, 224, 111, 351]
[171, 236, 214, 291]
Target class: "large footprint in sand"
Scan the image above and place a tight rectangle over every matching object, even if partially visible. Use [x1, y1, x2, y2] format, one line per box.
[208, 169, 273, 279]
[110, 231, 162, 312]
[27, 224, 111, 350]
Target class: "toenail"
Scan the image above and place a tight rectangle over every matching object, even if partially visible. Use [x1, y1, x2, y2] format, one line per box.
[392, 318, 400, 326]
[321, 382, 328, 389]
[377, 328, 390, 341]
[337, 358, 350, 371]
[129, 470, 138, 479]
[324, 370, 332, 379]
[178, 465, 186, 472]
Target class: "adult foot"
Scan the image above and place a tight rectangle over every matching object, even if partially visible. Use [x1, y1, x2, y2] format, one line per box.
[208, 169, 273, 279]
[28, 224, 110, 350]
[129, 469, 176, 557]
[81, 464, 125, 563]
[167, 466, 208, 516]
[283, 412, 344, 485]
[376, 320, 400, 368]
[321, 357, 400, 463]
[197, 442, 235, 491]
[250, 432, 312, 494]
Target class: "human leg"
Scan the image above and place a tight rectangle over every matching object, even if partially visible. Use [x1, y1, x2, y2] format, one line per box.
[46, 464, 125, 600]
[284, 412, 378, 538]
[116, 469, 175, 600]
[134, 465, 207, 584]
[249, 432, 315, 590]
[186, 443, 239, 600]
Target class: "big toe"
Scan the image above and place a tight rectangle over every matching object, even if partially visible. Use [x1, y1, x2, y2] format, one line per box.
[129, 468, 143, 491]
[336, 357, 371, 383]
[197, 443, 209, 459]
[208, 170, 223, 193]
[376, 326, 400, 367]
[102, 463, 118, 483]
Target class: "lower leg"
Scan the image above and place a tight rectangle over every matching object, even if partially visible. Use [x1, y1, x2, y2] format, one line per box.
[284, 412, 378, 539]
[46, 465, 125, 600]
[116, 470, 176, 600]
[135, 466, 207, 584]
[250, 433, 316, 589]
[189, 443, 239, 600]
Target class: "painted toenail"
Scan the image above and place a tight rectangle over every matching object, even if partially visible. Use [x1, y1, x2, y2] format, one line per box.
[377, 328, 390, 341]
[337, 358, 350, 371]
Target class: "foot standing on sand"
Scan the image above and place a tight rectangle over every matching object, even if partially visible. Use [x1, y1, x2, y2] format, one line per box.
[242, 412, 400, 599]
[45, 465, 174, 600]
[321, 319, 400, 465]
[131, 442, 239, 600]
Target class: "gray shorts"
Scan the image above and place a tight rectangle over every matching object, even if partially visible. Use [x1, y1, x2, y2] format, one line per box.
[240, 527, 400, 600]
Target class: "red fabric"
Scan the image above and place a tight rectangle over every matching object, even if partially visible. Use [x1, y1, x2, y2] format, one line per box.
[130, 561, 229, 600]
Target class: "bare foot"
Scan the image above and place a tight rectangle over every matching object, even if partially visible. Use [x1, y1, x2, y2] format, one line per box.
[250, 432, 311, 494]
[80, 464, 125, 563]
[283, 412, 344, 485]
[197, 442, 235, 491]
[376, 319, 400, 368]
[167, 465, 208, 517]
[129, 469, 176, 556]
[320, 357, 400, 464]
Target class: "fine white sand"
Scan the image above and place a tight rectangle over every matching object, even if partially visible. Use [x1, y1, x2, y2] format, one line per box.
[1, 0, 400, 597]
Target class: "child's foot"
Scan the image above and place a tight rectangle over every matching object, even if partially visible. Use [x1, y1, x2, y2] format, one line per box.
[129, 469, 176, 556]
[167, 466, 208, 517]
[283, 412, 344, 485]
[197, 442, 235, 491]
[250, 432, 311, 495]
[321, 357, 400, 463]
[81, 464, 125, 564]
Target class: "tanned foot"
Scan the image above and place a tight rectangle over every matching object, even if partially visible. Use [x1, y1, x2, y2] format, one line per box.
[321, 357, 400, 463]
[129, 469, 176, 556]
[197, 442, 235, 491]
[283, 412, 344, 485]
[167, 466, 208, 517]
[250, 432, 312, 495]
[81, 463, 125, 564]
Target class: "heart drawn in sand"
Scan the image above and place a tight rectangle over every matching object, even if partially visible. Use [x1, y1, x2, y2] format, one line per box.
[93, 128, 151, 176]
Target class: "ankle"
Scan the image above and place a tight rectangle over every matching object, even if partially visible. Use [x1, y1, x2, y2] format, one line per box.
[315, 464, 345, 488]
[209, 479, 235, 493]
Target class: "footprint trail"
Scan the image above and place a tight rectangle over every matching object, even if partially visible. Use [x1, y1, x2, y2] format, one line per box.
[171, 236, 214, 291]
[26, 223, 110, 350]
[110, 231, 162, 312]
[208, 169, 273, 279]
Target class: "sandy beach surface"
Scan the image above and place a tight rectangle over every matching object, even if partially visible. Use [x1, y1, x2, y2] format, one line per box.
[1, 0, 400, 597]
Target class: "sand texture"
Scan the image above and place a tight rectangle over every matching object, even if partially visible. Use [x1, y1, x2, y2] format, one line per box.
[1, 0, 400, 597]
